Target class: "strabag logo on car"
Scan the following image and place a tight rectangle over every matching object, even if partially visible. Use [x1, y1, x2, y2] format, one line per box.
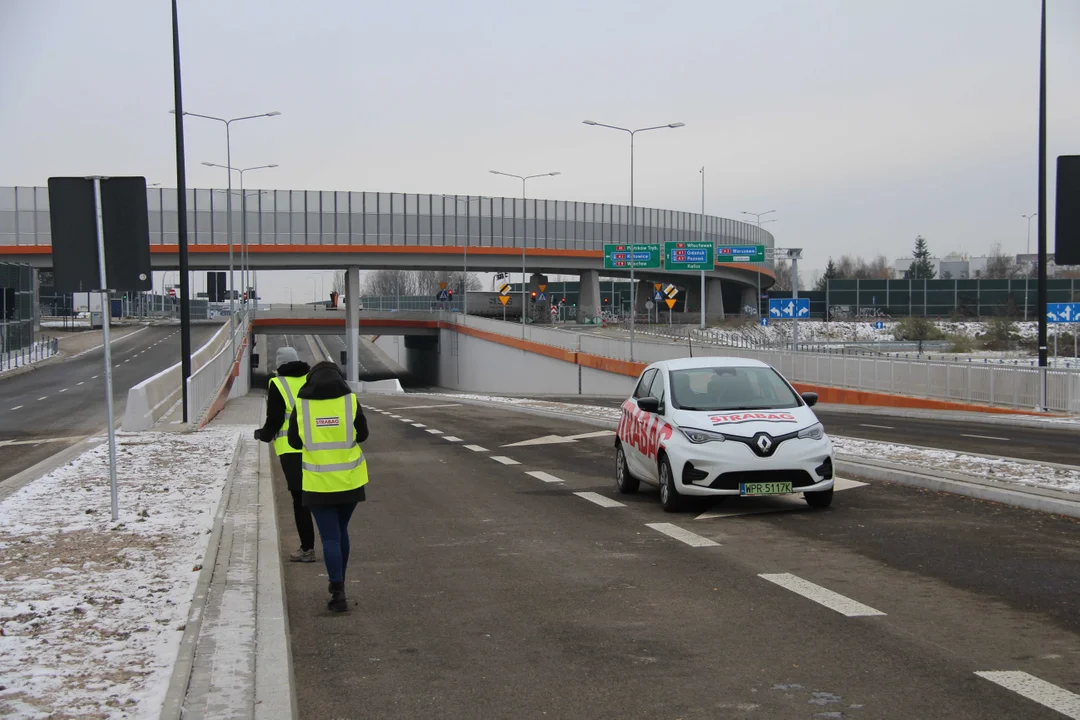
[618, 400, 673, 460]
[710, 412, 797, 425]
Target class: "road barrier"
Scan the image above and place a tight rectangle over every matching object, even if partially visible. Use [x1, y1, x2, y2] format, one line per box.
[185, 319, 251, 428]
[121, 321, 233, 431]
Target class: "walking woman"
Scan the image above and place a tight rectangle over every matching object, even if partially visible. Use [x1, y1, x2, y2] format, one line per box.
[254, 346, 315, 562]
[288, 361, 369, 613]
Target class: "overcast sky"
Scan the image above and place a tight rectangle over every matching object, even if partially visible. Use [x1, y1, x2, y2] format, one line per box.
[2, 0, 1079, 301]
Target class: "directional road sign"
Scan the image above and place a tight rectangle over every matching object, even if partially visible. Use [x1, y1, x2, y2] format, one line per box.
[664, 241, 714, 271]
[716, 244, 766, 264]
[874, 321, 885, 330]
[1047, 302, 1080, 323]
[760, 317, 769, 327]
[603, 243, 662, 270]
[768, 298, 810, 319]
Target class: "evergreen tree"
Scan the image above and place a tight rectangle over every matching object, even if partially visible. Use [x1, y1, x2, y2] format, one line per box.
[814, 258, 839, 292]
[907, 235, 936, 279]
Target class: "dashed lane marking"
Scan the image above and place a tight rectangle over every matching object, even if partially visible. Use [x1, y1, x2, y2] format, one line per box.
[961, 433, 1011, 442]
[11, 405, 23, 411]
[574, 492, 625, 508]
[974, 671, 1080, 718]
[388, 414, 401, 418]
[411, 423, 426, 428]
[37, 396, 47, 401]
[425, 428, 443, 435]
[758, 573, 885, 617]
[490, 455, 519, 465]
[77, 382, 84, 386]
[58, 388, 67, 393]
[464, 445, 488, 452]
[92, 375, 99, 379]
[525, 470, 564, 484]
[858, 423, 895, 429]
[645, 523, 720, 548]
[398, 418, 413, 423]
[442, 436, 462, 442]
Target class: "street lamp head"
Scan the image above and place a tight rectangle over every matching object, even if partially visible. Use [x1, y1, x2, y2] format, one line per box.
[668, 122, 686, 128]
[489, 170, 500, 175]
[265, 111, 282, 117]
[548, 172, 561, 177]
[582, 120, 598, 126]
[267, 164, 279, 168]
[201, 161, 215, 167]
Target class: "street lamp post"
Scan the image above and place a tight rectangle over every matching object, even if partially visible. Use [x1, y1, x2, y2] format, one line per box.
[1023, 212, 1038, 257]
[177, 109, 279, 357]
[1023, 212, 1038, 321]
[203, 163, 277, 312]
[489, 171, 561, 337]
[741, 210, 777, 317]
[583, 120, 685, 360]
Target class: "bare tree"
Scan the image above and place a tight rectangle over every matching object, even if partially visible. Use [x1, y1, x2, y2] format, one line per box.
[361, 269, 421, 297]
[983, 245, 1023, 279]
[834, 254, 892, 280]
[771, 259, 793, 291]
[331, 269, 346, 295]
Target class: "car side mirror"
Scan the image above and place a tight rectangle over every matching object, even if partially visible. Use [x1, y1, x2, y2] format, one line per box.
[637, 396, 660, 413]
[251, 353, 259, 369]
[801, 391, 819, 407]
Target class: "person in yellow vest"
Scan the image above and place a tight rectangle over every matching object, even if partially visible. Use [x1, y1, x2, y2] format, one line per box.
[288, 361, 369, 613]
[254, 346, 315, 562]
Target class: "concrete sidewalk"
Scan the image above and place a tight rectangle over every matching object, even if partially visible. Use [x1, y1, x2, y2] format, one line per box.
[163, 393, 297, 720]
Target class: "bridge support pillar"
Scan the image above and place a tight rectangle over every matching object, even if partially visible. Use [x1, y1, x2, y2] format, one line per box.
[705, 278, 726, 322]
[741, 284, 758, 317]
[578, 270, 600, 323]
[345, 266, 360, 389]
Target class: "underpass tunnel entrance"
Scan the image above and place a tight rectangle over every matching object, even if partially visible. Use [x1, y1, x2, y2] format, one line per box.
[250, 332, 416, 391]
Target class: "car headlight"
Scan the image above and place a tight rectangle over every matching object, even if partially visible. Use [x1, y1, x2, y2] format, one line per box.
[677, 426, 726, 444]
[798, 423, 824, 441]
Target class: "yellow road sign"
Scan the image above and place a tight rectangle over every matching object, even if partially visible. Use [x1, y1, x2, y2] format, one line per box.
[498, 295, 511, 306]
[538, 284, 547, 292]
[499, 283, 510, 295]
[665, 298, 677, 309]
[664, 284, 678, 298]
[439, 281, 448, 290]
[654, 283, 662, 291]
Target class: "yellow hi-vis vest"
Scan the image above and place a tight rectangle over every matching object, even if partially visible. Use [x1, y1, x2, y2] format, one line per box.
[268, 374, 306, 456]
[296, 393, 369, 494]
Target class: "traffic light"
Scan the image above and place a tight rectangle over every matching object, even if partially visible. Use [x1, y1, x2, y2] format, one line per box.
[603, 297, 609, 304]
[530, 291, 537, 303]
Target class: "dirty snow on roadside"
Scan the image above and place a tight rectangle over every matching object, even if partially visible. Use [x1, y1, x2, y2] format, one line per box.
[417, 394, 1080, 494]
[0, 428, 240, 719]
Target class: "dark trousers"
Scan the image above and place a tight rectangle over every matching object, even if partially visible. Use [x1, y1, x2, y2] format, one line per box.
[279, 454, 314, 552]
[310, 503, 358, 584]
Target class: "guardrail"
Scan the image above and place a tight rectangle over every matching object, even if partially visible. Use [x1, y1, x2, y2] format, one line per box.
[184, 319, 250, 428]
[121, 321, 232, 431]
[0, 336, 59, 372]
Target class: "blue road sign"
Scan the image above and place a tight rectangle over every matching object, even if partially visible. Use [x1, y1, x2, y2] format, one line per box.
[537, 292, 547, 302]
[874, 321, 885, 330]
[1047, 302, 1080, 323]
[760, 317, 769, 327]
[768, 298, 810, 319]
[436, 289, 449, 301]
[654, 291, 664, 301]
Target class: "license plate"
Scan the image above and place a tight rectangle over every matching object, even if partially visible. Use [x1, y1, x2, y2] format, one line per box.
[740, 482, 793, 495]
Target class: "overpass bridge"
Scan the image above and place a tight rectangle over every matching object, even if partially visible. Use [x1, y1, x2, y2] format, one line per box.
[1, 185, 775, 318]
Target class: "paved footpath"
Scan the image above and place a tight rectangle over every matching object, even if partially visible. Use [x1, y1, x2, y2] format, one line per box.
[275, 393, 1080, 719]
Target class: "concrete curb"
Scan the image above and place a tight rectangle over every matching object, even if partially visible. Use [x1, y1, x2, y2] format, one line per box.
[160, 434, 244, 720]
[254, 442, 299, 720]
[414, 396, 1080, 521]
[836, 456, 1080, 520]
[817, 403, 1078, 430]
[0, 435, 103, 501]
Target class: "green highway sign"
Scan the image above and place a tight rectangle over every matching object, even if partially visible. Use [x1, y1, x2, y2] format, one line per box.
[715, 244, 766, 263]
[664, 241, 714, 271]
[603, 243, 662, 270]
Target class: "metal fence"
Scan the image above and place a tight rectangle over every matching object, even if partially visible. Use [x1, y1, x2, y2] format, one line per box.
[186, 318, 249, 427]
[1, 336, 59, 372]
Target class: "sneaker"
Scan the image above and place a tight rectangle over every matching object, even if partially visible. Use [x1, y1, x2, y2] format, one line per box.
[327, 582, 348, 613]
[289, 548, 316, 563]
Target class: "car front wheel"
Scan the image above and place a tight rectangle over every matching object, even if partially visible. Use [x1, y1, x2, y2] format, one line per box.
[615, 444, 639, 494]
[658, 455, 685, 512]
[804, 487, 834, 508]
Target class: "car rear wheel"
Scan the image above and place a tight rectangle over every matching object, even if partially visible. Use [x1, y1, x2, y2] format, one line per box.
[804, 487, 834, 508]
[615, 444, 639, 494]
[658, 455, 685, 512]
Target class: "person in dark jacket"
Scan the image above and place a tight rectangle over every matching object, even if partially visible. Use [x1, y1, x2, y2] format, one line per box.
[253, 346, 316, 562]
[288, 361, 369, 612]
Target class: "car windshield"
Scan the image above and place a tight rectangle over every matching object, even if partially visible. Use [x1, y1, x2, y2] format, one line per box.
[669, 366, 800, 412]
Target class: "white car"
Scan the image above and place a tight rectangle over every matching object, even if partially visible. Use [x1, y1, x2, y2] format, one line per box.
[614, 357, 835, 512]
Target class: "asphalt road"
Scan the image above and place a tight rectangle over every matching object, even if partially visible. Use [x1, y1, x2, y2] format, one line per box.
[521, 395, 1079, 465]
[274, 395, 1080, 719]
[0, 323, 221, 481]
[253, 332, 403, 385]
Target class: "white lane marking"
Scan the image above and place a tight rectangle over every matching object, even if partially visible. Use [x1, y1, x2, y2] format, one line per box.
[835, 477, 869, 491]
[758, 573, 885, 617]
[442, 436, 462, 442]
[76, 382, 84, 386]
[411, 423, 426, 428]
[502, 430, 618, 448]
[565, 430, 617, 440]
[961, 433, 1011, 442]
[58, 388, 67, 393]
[387, 403, 462, 411]
[645, 523, 720, 547]
[91, 375, 99, 379]
[464, 444, 488, 452]
[974, 671, 1080, 718]
[388, 414, 400, 418]
[425, 428, 443, 435]
[574, 491, 625, 508]
[124, 359, 130, 363]
[0, 435, 87, 447]
[525, 470, 564, 484]
[490, 455, 519, 465]
[37, 396, 48, 401]
[11, 405, 23, 410]
[859, 423, 895, 429]
[398, 418, 413, 423]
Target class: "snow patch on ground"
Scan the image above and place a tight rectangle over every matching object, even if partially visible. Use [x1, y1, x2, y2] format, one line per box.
[0, 428, 240, 719]
[421, 393, 1080, 494]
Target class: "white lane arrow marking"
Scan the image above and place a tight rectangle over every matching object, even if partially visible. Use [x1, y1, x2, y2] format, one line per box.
[501, 430, 617, 448]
